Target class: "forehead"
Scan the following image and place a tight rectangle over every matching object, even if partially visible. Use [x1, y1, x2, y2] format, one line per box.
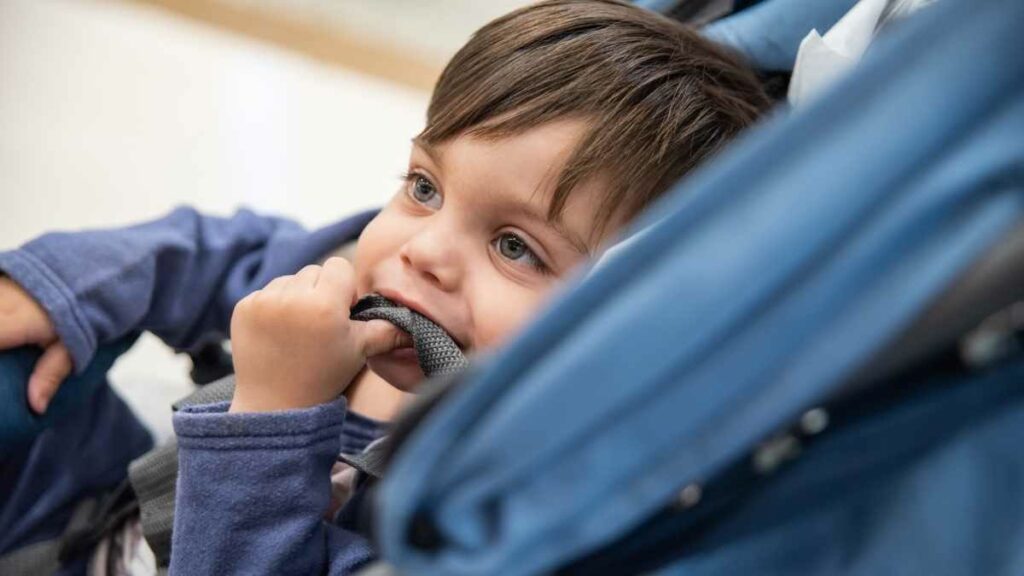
[414, 119, 609, 249]
[417, 119, 582, 189]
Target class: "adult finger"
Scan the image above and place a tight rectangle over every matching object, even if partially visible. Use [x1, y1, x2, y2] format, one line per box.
[0, 315, 34, 349]
[0, 280, 53, 349]
[27, 341, 73, 414]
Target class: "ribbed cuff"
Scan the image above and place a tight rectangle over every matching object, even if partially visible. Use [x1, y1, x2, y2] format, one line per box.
[174, 396, 349, 451]
[340, 409, 388, 455]
[0, 249, 96, 373]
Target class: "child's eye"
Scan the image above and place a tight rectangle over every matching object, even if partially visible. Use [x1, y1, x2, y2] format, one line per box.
[405, 173, 442, 209]
[494, 232, 549, 275]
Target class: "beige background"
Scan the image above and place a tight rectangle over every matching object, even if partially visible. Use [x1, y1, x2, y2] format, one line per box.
[0, 0, 522, 441]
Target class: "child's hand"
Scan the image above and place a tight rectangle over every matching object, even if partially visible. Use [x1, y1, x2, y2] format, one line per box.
[0, 276, 72, 413]
[228, 257, 409, 413]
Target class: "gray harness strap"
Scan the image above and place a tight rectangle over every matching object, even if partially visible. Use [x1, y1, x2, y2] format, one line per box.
[337, 436, 392, 480]
[171, 374, 236, 409]
[0, 540, 61, 576]
[350, 294, 468, 376]
[354, 561, 402, 576]
[129, 376, 237, 567]
[127, 444, 176, 569]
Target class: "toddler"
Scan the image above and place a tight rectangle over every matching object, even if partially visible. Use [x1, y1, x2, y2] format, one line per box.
[0, 1, 769, 574]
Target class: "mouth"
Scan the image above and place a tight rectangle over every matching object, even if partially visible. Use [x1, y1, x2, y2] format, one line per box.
[373, 288, 467, 351]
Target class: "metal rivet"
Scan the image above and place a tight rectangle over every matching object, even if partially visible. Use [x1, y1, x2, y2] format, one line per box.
[800, 408, 829, 435]
[753, 434, 801, 475]
[677, 483, 703, 509]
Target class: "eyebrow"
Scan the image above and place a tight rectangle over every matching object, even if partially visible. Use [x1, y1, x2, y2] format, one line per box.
[411, 137, 590, 256]
[412, 137, 443, 167]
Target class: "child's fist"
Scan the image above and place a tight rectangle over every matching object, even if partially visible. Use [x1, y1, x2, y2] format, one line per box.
[228, 257, 409, 413]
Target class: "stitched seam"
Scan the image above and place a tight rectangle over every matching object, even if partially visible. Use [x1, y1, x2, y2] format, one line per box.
[177, 433, 340, 452]
[175, 424, 344, 440]
[17, 250, 97, 357]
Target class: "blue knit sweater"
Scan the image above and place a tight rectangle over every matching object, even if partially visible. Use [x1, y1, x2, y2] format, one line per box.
[0, 207, 383, 575]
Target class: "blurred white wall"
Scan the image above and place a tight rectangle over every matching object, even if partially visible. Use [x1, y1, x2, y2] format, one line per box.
[218, 0, 534, 65]
[0, 0, 430, 441]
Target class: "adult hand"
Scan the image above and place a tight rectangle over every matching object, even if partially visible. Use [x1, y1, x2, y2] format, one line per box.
[0, 276, 72, 413]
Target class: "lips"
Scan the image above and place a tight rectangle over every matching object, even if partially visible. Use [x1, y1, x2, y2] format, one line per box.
[373, 288, 467, 350]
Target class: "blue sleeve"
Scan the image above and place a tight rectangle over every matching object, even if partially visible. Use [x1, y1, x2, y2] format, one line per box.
[339, 409, 387, 455]
[170, 398, 377, 575]
[0, 207, 376, 372]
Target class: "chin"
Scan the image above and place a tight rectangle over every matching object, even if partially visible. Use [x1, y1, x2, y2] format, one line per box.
[366, 353, 426, 393]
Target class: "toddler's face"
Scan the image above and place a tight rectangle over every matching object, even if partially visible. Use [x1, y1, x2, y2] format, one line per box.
[353, 120, 611, 390]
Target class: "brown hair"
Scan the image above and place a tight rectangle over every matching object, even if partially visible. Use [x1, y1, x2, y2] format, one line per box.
[419, 0, 770, 239]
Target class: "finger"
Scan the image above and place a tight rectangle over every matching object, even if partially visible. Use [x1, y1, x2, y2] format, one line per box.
[318, 257, 355, 300]
[261, 275, 292, 294]
[28, 341, 73, 414]
[293, 265, 322, 289]
[356, 320, 413, 358]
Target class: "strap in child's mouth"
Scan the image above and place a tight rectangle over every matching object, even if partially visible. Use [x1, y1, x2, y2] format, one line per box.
[350, 294, 468, 378]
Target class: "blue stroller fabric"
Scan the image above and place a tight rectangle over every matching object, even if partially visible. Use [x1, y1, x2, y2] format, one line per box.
[703, 0, 859, 72]
[564, 353, 1024, 575]
[373, 0, 1024, 574]
[632, 0, 690, 14]
[0, 373, 153, 563]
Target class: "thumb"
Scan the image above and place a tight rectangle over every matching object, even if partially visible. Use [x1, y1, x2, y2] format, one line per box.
[357, 320, 413, 358]
[28, 341, 73, 415]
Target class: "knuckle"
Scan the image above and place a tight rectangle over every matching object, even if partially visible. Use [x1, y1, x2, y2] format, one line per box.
[234, 294, 255, 314]
[233, 293, 271, 323]
[327, 256, 354, 274]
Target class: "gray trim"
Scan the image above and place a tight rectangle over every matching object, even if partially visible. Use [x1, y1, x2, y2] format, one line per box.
[0, 498, 98, 575]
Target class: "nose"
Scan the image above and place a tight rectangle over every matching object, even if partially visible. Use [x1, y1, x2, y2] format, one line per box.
[398, 219, 462, 291]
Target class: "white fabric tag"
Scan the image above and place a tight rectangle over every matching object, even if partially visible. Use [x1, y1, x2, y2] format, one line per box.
[788, 0, 890, 106]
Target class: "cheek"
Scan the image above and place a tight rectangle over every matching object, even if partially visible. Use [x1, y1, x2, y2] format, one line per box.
[353, 209, 403, 292]
[469, 277, 554, 350]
